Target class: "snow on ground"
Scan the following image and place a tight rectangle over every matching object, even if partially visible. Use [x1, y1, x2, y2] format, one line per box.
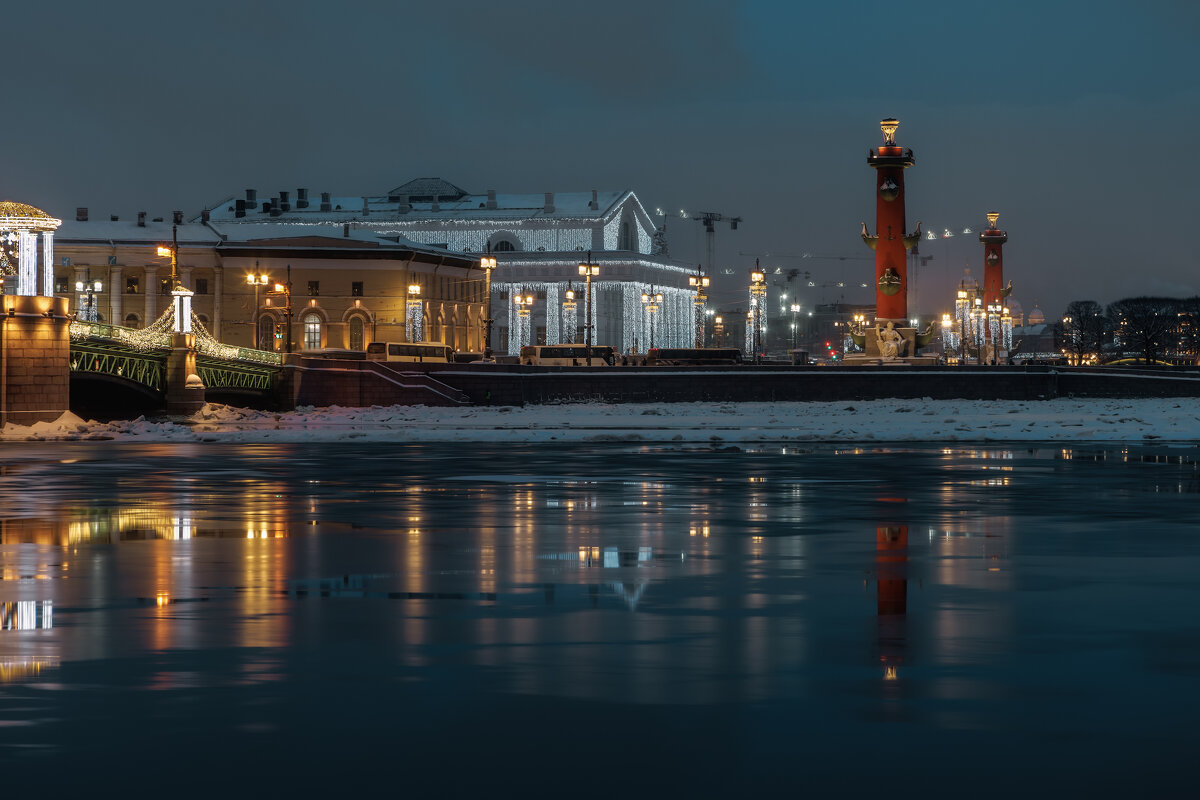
[2, 398, 1199, 444]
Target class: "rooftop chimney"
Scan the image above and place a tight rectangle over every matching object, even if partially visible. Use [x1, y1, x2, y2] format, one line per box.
[261, 202, 271, 214]
[137, 211, 146, 227]
[269, 197, 281, 217]
[245, 189, 257, 204]
[110, 215, 119, 222]
[343, 223, 350, 238]
[320, 192, 332, 212]
[397, 194, 410, 213]
[235, 199, 246, 218]
[544, 192, 555, 213]
[362, 197, 370, 217]
[76, 207, 88, 222]
[486, 189, 497, 210]
[589, 189, 598, 211]
[279, 191, 290, 212]
[201, 209, 211, 224]
[431, 195, 440, 212]
[173, 210, 183, 225]
[297, 188, 309, 208]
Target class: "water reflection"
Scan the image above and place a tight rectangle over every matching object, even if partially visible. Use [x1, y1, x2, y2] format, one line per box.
[0, 441, 1197, 787]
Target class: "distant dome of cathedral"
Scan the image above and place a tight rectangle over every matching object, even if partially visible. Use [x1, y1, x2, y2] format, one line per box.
[1028, 305, 1045, 325]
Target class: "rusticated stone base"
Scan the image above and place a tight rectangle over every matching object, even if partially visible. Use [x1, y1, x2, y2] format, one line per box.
[1, 295, 71, 426]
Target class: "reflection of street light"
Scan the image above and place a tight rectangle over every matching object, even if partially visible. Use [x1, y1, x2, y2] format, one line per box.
[578, 251, 599, 366]
[480, 249, 498, 359]
[406, 283, 422, 343]
[247, 269, 271, 349]
[74, 273, 103, 322]
[641, 286, 663, 350]
[689, 267, 710, 348]
[750, 262, 766, 363]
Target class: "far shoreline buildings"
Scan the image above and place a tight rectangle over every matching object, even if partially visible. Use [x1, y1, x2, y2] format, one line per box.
[51, 178, 700, 356]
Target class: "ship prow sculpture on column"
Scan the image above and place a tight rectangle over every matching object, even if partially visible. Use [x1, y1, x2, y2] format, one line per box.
[847, 118, 939, 365]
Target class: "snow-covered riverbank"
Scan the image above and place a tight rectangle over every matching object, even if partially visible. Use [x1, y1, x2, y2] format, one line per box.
[3, 398, 1199, 444]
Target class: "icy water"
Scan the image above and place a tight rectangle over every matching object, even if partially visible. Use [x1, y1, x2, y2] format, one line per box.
[0, 441, 1197, 795]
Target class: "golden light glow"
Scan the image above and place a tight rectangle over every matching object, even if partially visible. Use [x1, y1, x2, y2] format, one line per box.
[480, 255, 497, 270]
[880, 118, 899, 145]
[987, 211, 1000, 229]
[408, 284, 421, 296]
[156, 245, 172, 258]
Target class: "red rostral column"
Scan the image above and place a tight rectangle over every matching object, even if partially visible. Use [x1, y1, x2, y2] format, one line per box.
[979, 212, 1008, 305]
[862, 118, 922, 324]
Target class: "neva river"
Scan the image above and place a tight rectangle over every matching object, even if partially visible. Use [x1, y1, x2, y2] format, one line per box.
[0, 441, 1197, 795]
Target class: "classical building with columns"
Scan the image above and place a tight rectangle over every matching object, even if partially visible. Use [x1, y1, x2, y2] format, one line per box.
[203, 178, 700, 354]
[52, 209, 484, 353]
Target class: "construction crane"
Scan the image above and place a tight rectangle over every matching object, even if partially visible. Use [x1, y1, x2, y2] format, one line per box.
[682, 210, 741, 278]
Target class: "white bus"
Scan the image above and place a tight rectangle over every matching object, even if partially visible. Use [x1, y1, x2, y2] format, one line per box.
[365, 342, 454, 363]
[520, 345, 616, 366]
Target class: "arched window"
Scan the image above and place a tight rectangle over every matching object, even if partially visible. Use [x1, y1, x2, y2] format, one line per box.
[124, 313, 141, 329]
[349, 316, 366, 350]
[492, 240, 516, 252]
[258, 316, 275, 351]
[303, 313, 322, 350]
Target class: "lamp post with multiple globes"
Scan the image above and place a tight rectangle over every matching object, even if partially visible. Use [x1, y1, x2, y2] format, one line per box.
[246, 270, 270, 349]
[749, 263, 766, 363]
[578, 251, 599, 366]
[641, 287, 663, 350]
[689, 267, 710, 348]
[480, 249, 497, 360]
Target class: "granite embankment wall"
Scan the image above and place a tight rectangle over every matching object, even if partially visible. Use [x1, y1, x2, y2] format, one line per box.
[277, 360, 1200, 408]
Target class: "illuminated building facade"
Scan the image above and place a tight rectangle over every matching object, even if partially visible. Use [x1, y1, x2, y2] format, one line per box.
[204, 179, 697, 354]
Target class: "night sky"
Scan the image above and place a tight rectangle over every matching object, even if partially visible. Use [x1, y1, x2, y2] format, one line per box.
[10, 0, 1198, 319]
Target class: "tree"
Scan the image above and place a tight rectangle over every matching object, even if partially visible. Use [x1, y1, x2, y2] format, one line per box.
[1059, 300, 1107, 364]
[1106, 296, 1179, 365]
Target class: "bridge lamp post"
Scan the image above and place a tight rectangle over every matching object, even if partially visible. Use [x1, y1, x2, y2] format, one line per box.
[479, 250, 498, 360]
[641, 287, 662, 350]
[74, 273, 103, 322]
[578, 252, 599, 366]
[714, 315, 724, 348]
[689, 268, 710, 348]
[269, 268, 293, 354]
[247, 272, 270, 349]
[406, 283, 423, 343]
[750, 265, 766, 364]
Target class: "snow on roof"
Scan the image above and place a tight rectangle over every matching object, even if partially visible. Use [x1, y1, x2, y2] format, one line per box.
[206, 185, 632, 223]
[55, 219, 221, 246]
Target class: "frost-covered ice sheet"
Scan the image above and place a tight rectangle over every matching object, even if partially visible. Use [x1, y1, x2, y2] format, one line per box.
[3, 398, 1199, 443]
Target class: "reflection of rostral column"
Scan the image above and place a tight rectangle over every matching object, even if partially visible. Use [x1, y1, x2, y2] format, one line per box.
[979, 212, 1009, 306]
[861, 118, 922, 324]
[876, 524, 908, 681]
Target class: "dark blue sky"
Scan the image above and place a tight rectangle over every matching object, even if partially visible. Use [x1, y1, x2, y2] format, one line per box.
[10, 0, 1198, 318]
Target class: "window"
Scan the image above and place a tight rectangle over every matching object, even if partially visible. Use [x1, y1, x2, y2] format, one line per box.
[55, 276, 68, 293]
[258, 316, 276, 351]
[349, 316, 365, 350]
[303, 313, 321, 349]
[351, 281, 363, 297]
[492, 240, 515, 252]
[195, 278, 209, 295]
[125, 277, 140, 294]
[124, 313, 141, 329]
[308, 281, 319, 297]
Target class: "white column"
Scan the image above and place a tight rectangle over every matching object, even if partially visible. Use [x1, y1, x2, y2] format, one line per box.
[172, 288, 193, 333]
[212, 266, 223, 339]
[143, 266, 159, 321]
[41, 232, 54, 297]
[18, 231, 37, 296]
[109, 266, 124, 325]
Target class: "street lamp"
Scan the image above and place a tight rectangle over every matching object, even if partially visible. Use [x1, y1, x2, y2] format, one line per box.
[74, 273, 103, 322]
[578, 251, 599, 366]
[406, 283, 423, 343]
[689, 266, 710, 348]
[514, 289, 535, 350]
[641, 286, 663, 350]
[247, 269, 271, 349]
[267, 265, 293, 353]
[562, 283, 578, 343]
[941, 313, 953, 362]
[714, 315, 725, 348]
[749, 262, 766, 363]
[791, 303, 803, 349]
[480, 249, 498, 359]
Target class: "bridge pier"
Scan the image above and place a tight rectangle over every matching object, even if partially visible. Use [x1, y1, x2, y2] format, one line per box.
[166, 333, 205, 415]
[1, 296, 71, 426]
